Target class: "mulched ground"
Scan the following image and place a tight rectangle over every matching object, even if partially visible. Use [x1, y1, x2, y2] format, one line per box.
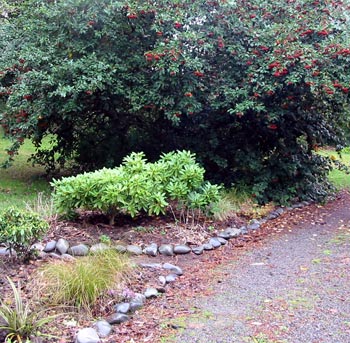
[1, 191, 348, 342]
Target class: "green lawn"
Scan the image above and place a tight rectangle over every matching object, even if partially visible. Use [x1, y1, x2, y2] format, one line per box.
[0, 134, 51, 209]
[321, 149, 350, 189]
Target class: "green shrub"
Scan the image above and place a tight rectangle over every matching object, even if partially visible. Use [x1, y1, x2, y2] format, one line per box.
[0, 277, 54, 342]
[38, 249, 131, 311]
[52, 150, 221, 224]
[2, 0, 350, 205]
[0, 208, 49, 260]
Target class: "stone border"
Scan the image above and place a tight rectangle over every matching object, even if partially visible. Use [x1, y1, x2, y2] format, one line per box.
[73, 202, 311, 342]
[0, 201, 311, 342]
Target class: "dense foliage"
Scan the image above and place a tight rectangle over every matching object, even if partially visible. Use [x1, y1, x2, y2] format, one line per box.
[1, 0, 350, 203]
[52, 150, 221, 224]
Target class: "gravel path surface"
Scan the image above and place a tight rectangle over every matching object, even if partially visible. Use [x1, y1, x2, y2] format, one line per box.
[175, 193, 350, 343]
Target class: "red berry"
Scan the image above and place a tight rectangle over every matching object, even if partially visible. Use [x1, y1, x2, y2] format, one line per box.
[193, 71, 204, 77]
[127, 13, 138, 19]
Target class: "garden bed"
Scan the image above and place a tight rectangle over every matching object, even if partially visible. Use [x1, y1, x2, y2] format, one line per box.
[0, 210, 246, 342]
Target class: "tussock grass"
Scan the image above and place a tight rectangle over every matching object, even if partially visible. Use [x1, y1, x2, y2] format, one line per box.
[37, 249, 132, 311]
[25, 192, 56, 221]
[212, 188, 270, 221]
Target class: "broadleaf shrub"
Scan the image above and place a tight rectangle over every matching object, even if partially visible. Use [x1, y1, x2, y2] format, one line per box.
[0, 208, 49, 260]
[1, 0, 350, 203]
[52, 150, 221, 224]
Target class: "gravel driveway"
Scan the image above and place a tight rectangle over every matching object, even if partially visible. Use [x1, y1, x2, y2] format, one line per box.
[175, 192, 350, 343]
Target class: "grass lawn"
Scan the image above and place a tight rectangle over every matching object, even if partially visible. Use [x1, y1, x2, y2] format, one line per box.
[0, 133, 51, 209]
[320, 148, 350, 189]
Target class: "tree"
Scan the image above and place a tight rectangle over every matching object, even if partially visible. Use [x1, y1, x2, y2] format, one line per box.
[1, 0, 350, 203]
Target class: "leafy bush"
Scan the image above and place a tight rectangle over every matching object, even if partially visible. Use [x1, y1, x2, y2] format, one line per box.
[52, 150, 221, 224]
[0, 277, 54, 342]
[0, 208, 49, 260]
[38, 249, 131, 311]
[2, 0, 349, 203]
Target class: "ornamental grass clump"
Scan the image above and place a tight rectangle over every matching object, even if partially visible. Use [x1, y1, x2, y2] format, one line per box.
[0, 277, 55, 342]
[37, 249, 131, 311]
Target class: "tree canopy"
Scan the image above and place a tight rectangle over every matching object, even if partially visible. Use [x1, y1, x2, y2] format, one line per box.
[1, 0, 350, 203]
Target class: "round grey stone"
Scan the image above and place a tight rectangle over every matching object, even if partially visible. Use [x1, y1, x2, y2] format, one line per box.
[93, 320, 112, 338]
[0, 247, 10, 256]
[174, 244, 191, 254]
[165, 274, 178, 283]
[224, 227, 242, 238]
[49, 252, 62, 259]
[192, 245, 204, 255]
[37, 251, 47, 259]
[132, 293, 146, 305]
[126, 245, 143, 255]
[56, 238, 70, 254]
[68, 244, 89, 256]
[209, 237, 222, 248]
[114, 245, 127, 253]
[61, 253, 76, 261]
[163, 263, 183, 276]
[247, 222, 260, 230]
[159, 276, 167, 286]
[43, 240, 57, 252]
[275, 207, 285, 215]
[203, 243, 214, 250]
[267, 212, 279, 220]
[75, 327, 100, 343]
[143, 243, 158, 256]
[114, 302, 130, 314]
[129, 301, 143, 312]
[217, 237, 227, 245]
[106, 313, 129, 325]
[240, 225, 248, 234]
[31, 243, 44, 252]
[144, 287, 159, 298]
[217, 231, 231, 239]
[90, 243, 109, 253]
[159, 244, 174, 256]
[139, 262, 162, 269]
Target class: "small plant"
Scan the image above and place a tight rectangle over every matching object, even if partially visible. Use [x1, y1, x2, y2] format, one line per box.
[211, 187, 252, 221]
[0, 277, 54, 342]
[99, 234, 111, 245]
[133, 226, 155, 234]
[38, 249, 131, 311]
[0, 208, 49, 260]
[211, 196, 236, 221]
